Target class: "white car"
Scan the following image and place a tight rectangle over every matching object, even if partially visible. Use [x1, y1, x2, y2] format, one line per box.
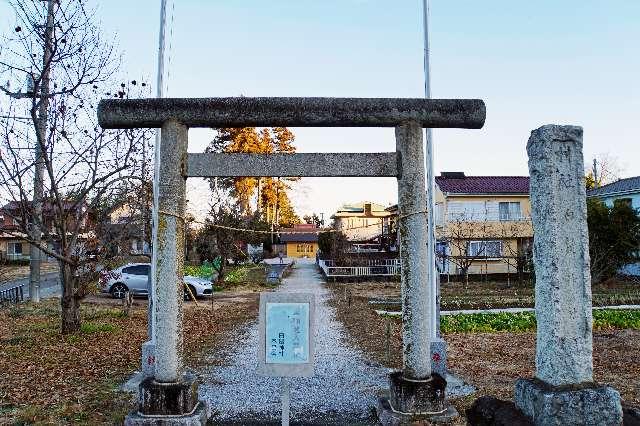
[101, 263, 213, 299]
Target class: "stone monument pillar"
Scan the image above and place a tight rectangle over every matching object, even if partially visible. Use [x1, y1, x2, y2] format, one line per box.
[377, 121, 457, 424]
[514, 125, 622, 425]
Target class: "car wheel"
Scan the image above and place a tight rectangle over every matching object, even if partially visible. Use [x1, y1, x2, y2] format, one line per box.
[110, 283, 128, 299]
[184, 284, 196, 301]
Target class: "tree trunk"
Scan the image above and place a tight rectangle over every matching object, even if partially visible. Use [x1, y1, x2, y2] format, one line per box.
[60, 262, 81, 333]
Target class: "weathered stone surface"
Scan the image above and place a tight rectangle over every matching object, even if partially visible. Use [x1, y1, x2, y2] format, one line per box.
[154, 120, 188, 383]
[388, 371, 446, 414]
[97, 97, 486, 129]
[466, 396, 532, 426]
[125, 401, 209, 426]
[377, 393, 458, 425]
[514, 378, 622, 426]
[186, 152, 399, 178]
[526, 125, 593, 386]
[138, 373, 199, 416]
[396, 121, 432, 379]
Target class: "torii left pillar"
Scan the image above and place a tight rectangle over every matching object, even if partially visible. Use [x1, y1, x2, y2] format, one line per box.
[125, 120, 209, 425]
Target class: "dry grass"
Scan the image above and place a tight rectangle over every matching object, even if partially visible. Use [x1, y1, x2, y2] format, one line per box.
[0, 293, 258, 424]
[327, 282, 640, 421]
[351, 278, 640, 310]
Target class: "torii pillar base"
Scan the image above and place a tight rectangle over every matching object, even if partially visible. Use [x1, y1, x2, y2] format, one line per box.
[377, 372, 458, 425]
[124, 373, 210, 425]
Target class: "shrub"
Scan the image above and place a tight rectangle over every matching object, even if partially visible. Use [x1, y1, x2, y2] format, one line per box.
[440, 310, 640, 333]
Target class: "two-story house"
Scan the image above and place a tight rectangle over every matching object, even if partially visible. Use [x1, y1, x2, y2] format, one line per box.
[0, 200, 90, 261]
[436, 172, 533, 275]
[383, 172, 533, 276]
[331, 202, 392, 251]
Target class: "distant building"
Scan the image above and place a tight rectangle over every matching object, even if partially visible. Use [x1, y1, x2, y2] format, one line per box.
[279, 223, 319, 258]
[331, 202, 391, 245]
[587, 176, 640, 276]
[384, 172, 533, 275]
[587, 176, 640, 209]
[0, 200, 90, 261]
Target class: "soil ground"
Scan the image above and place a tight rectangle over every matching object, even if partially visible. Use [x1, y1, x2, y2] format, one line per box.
[2, 269, 638, 424]
[327, 281, 640, 423]
[0, 291, 259, 424]
[350, 277, 640, 310]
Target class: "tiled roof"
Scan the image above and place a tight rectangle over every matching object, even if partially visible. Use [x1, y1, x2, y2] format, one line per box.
[587, 176, 640, 197]
[435, 175, 530, 194]
[279, 232, 318, 243]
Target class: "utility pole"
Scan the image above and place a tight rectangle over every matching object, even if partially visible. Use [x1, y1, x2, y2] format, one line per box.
[422, 0, 438, 338]
[592, 159, 599, 188]
[29, 0, 55, 303]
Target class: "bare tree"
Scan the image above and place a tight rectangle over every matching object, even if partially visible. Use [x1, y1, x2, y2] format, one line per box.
[439, 214, 492, 286]
[0, 0, 151, 333]
[585, 152, 625, 189]
[496, 220, 533, 287]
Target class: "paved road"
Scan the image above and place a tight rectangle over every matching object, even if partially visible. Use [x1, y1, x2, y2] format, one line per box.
[199, 259, 388, 424]
[0, 272, 60, 300]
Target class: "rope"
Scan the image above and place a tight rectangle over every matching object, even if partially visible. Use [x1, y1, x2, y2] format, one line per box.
[189, 218, 388, 235]
[398, 210, 428, 220]
[158, 209, 185, 221]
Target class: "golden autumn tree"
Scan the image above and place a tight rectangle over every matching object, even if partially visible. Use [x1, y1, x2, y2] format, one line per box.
[208, 127, 300, 225]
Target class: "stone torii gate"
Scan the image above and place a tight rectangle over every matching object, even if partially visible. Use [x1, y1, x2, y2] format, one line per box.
[98, 97, 486, 424]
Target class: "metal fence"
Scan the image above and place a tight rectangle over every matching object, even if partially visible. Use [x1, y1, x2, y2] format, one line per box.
[0, 284, 24, 303]
[318, 258, 400, 277]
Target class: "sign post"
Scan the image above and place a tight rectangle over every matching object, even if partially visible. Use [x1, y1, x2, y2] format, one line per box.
[258, 293, 315, 425]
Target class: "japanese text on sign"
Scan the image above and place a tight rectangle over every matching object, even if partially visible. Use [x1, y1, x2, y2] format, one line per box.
[265, 302, 309, 364]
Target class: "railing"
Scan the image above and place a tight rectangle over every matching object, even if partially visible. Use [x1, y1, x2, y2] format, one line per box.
[0, 284, 24, 303]
[5, 253, 30, 261]
[345, 244, 384, 253]
[321, 258, 400, 267]
[318, 259, 400, 277]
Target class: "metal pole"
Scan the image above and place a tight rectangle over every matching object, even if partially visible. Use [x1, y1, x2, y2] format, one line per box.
[422, 0, 438, 339]
[29, 0, 56, 304]
[148, 0, 168, 341]
[281, 377, 290, 426]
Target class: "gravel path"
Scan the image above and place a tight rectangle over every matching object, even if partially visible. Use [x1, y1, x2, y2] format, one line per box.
[199, 259, 388, 424]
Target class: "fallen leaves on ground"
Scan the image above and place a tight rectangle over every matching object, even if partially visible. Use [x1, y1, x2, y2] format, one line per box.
[327, 281, 640, 422]
[0, 294, 258, 424]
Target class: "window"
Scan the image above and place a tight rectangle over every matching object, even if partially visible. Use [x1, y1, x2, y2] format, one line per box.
[499, 202, 521, 221]
[435, 203, 444, 225]
[447, 202, 487, 221]
[9, 242, 23, 254]
[468, 241, 502, 258]
[122, 265, 150, 276]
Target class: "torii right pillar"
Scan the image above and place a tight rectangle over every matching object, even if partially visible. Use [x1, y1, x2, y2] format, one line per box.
[515, 125, 622, 425]
[377, 121, 458, 425]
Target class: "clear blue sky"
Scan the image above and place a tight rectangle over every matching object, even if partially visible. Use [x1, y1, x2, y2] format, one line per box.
[2, 1, 639, 220]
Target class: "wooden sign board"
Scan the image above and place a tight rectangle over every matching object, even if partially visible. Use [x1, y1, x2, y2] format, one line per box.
[258, 292, 315, 377]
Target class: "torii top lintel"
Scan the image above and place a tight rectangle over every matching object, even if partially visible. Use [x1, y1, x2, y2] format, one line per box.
[97, 97, 485, 129]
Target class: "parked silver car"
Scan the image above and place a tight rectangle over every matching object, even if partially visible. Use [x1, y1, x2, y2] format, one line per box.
[101, 263, 213, 299]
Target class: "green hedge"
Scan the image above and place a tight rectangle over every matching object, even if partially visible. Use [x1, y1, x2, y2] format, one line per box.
[440, 310, 640, 333]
